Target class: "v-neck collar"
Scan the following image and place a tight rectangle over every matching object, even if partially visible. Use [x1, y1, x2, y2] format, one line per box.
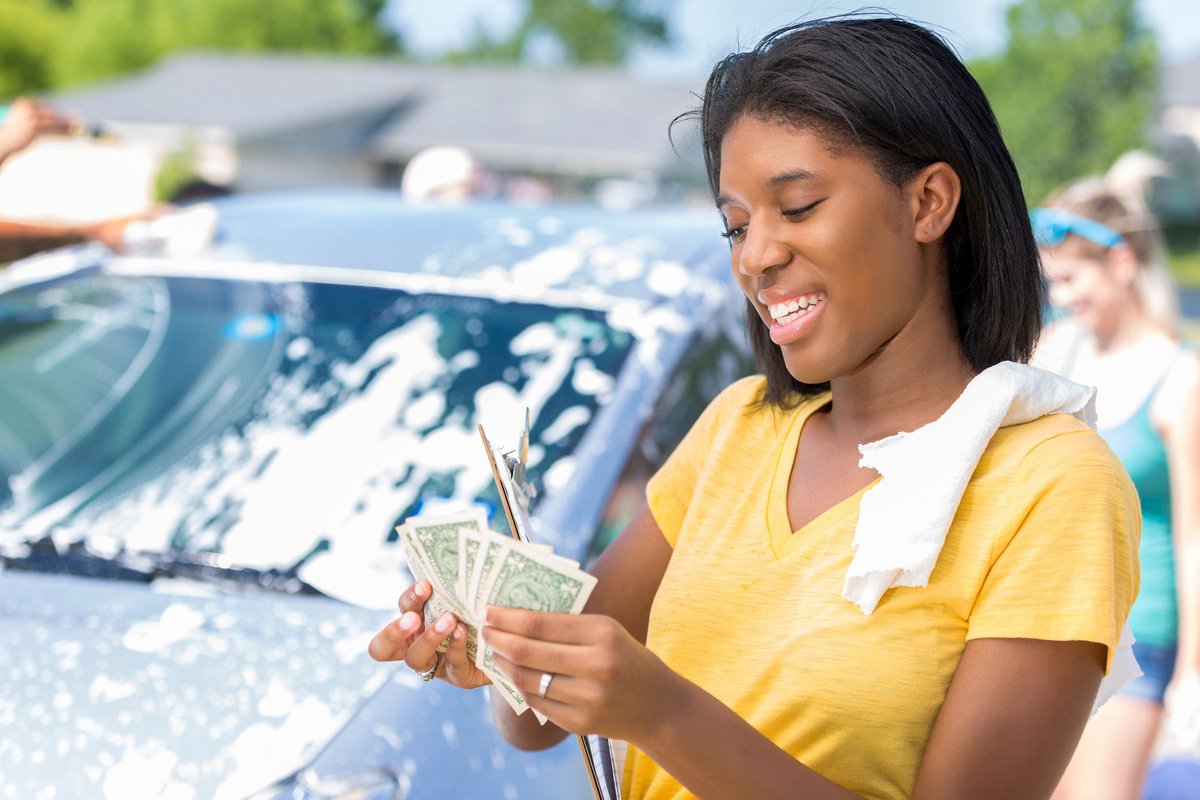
[765, 392, 879, 559]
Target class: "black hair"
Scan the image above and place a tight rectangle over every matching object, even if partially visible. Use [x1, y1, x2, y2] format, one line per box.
[675, 13, 1043, 407]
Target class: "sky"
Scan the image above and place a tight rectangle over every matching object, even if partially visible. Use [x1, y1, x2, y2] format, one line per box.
[386, 0, 1200, 80]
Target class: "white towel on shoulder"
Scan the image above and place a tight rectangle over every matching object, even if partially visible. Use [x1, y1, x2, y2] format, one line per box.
[841, 361, 1139, 713]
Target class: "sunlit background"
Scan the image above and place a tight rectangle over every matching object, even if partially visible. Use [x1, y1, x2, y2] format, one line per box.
[4, 1, 1200, 289]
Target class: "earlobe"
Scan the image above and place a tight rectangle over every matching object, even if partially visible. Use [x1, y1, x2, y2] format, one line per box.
[912, 162, 962, 244]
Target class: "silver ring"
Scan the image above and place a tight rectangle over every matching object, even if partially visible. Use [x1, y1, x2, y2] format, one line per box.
[415, 652, 441, 682]
[537, 671, 554, 698]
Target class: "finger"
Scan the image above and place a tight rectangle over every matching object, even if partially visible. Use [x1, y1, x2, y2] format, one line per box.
[445, 623, 489, 686]
[491, 650, 583, 706]
[367, 611, 422, 662]
[42, 117, 72, 135]
[398, 580, 432, 613]
[484, 606, 596, 645]
[443, 622, 470, 671]
[482, 625, 587, 675]
[404, 611, 458, 672]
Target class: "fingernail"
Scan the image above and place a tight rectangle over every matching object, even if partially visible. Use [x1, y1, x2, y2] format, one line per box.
[481, 606, 490, 626]
[435, 613, 454, 633]
[453, 625, 464, 640]
[415, 581, 429, 597]
[399, 612, 418, 631]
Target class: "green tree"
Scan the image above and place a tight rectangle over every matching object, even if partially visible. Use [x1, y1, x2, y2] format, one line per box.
[443, 0, 669, 66]
[31, 0, 402, 92]
[0, 0, 65, 100]
[970, 0, 1159, 204]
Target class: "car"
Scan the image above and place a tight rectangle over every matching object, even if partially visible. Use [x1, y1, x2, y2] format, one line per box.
[0, 189, 750, 799]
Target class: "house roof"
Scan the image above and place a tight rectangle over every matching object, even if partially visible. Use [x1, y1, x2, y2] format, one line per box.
[1164, 56, 1200, 108]
[366, 67, 705, 177]
[53, 53, 417, 140]
[50, 53, 706, 179]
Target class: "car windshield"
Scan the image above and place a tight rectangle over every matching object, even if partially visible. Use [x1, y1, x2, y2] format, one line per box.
[0, 271, 636, 585]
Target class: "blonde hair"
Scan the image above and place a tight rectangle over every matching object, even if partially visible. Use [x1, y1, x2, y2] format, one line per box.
[1042, 165, 1180, 334]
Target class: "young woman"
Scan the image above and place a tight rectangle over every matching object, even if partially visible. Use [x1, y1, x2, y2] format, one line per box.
[1033, 179, 1200, 800]
[370, 16, 1141, 799]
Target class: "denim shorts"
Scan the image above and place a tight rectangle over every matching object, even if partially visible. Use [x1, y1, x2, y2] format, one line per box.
[1120, 641, 1178, 704]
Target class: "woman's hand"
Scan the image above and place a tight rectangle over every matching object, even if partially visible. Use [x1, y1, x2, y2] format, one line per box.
[1164, 669, 1200, 751]
[0, 97, 73, 163]
[367, 580, 492, 690]
[482, 606, 678, 744]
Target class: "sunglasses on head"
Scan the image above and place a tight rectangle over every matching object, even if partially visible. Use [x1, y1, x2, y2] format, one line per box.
[1030, 207, 1124, 249]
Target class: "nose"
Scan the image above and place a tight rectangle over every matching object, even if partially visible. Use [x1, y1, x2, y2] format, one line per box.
[734, 220, 791, 278]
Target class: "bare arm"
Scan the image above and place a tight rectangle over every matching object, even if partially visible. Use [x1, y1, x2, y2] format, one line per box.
[0, 219, 88, 262]
[0, 97, 73, 169]
[0, 217, 129, 263]
[490, 502, 672, 750]
[912, 638, 1104, 799]
[1160, 352, 1200, 673]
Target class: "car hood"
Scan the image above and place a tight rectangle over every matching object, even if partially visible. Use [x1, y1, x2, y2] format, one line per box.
[0, 570, 593, 799]
[0, 570, 391, 798]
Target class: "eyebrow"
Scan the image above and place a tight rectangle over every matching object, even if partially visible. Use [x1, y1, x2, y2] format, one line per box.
[715, 168, 817, 209]
[768, 168, 817, 186]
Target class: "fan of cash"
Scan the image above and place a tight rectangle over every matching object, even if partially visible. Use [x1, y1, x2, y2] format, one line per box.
[398, 508, 597, 717]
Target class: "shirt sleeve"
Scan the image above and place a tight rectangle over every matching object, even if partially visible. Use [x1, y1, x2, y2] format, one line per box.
[646, 376, 764, 547]
[967, 428, 1141, 674]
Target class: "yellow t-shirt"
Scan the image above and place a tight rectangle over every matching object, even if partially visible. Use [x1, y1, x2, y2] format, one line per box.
[624, 376, 1140, 800]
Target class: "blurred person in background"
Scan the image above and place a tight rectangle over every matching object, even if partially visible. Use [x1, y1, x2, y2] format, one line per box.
[400, 145, 493, 203]
[0, 97, 75, 168]
[1033, 173, 1200, 800]
[0, 96, 169, 264]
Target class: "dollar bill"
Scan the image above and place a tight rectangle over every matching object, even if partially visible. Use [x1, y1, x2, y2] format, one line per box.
[476, 544, 597, 676]
[396, 509, 594, 719]
[398, 525, 455, 654]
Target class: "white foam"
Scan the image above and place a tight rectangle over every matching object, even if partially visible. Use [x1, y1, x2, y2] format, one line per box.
[571, 359, 614, 397]
[102, 742, 193, 800]
[541, 406, 591, 445]
[511, 246, 585, 289]
[646, 260, 688, 297]
[212, 697, 338, 800]
[87, 675, 137, 704]
[122, 604, 206, 654]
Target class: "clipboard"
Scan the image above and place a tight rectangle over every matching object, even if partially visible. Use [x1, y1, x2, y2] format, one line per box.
[477, 421, 622, 800]
[477, 422, 534, 543]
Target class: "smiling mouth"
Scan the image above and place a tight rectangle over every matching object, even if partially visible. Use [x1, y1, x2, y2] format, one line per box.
[767, 292, 825, 326]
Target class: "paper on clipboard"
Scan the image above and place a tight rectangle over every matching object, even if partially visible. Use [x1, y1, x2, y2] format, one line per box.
[476, 418, 623, 800]
[477, 423, 535, 543]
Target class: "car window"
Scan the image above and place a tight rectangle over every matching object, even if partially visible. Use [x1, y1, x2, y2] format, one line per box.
[0, 272, 637, 575]
[0, 275, 164, 508]
[586, 314, 753, 560]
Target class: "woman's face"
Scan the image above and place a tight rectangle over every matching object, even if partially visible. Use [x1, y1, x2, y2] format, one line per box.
[717, 114, 943, 385]
[1040, 236, 1129, 335]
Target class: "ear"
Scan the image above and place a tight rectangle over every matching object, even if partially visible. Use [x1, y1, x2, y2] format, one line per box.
[909, 162, 961, 244]
[1105, 242, 1139, 286]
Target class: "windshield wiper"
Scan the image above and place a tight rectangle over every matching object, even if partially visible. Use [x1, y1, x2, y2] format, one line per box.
[1, 536, 156, 583]
[1, 536, 325, 596]
[154, 549, 322, 595]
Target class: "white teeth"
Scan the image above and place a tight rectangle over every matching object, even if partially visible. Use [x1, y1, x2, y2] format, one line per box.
[767, 293, 824, 321]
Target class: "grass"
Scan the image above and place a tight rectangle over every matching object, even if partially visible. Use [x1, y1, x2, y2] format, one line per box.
[1168, 248, 1200, 290]
[1184, 319, 1200, 347]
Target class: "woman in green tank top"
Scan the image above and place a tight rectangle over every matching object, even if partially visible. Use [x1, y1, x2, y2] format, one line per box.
[1033, 175, 1200, 799]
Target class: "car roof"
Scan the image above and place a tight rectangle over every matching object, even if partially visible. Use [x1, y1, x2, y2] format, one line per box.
[202, 189, 730, 304]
